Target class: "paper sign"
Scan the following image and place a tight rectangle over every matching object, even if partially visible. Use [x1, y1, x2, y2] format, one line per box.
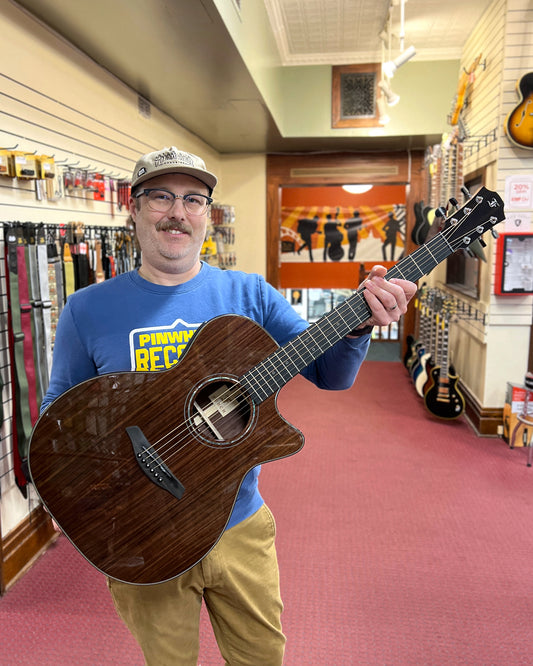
[505, 175, 533, 209]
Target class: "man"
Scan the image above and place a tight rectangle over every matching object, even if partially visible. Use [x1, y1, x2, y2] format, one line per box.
[41, 147, 416, 665]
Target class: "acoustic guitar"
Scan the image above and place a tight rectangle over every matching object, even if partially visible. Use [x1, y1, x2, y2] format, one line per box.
[505, 72, 533, 150]
[28, 187, 504, 585]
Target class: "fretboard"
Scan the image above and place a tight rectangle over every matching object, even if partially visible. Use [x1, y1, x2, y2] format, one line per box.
[240, 232, 454, 405]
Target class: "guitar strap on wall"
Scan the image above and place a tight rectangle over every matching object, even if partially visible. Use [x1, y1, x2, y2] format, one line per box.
[47, 234, 62, 353]
[5, 225, 34, 495]
[26, 226, 45, 407]
[62, 240, 76, 300]
[18, 229, 40, 427]
[36, 226, 53, 385]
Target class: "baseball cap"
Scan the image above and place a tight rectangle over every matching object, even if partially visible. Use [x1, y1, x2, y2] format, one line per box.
[131, 147, 217, 192]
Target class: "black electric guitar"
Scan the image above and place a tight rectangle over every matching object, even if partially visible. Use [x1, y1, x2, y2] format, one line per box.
[424, 304, 465, 419]
[28, 188, 505, 585]
[411, 200, 429, 246]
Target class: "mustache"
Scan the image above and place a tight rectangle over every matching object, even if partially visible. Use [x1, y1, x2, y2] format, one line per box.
[156, 221, 191, 234]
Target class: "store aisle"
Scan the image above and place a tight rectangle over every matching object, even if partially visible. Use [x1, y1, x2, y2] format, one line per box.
[1, 361, 532, 665]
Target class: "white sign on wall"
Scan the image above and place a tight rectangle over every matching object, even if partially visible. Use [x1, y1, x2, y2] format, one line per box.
[505, 174, 533, 209]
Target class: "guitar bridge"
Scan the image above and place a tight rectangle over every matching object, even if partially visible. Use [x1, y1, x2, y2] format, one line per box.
[126, 426, 185, 500]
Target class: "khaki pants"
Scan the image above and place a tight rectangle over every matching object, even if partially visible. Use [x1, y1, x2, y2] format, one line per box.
[108, 504, 286, 665]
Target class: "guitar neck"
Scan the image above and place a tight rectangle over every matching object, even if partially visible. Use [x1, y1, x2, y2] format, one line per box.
[242, 186, 504, 404]
[241, 233, 456, 404]
[436, 316, 449, 377]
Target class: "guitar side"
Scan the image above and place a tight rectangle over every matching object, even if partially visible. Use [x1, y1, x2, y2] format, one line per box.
[29, 315, 304, 585]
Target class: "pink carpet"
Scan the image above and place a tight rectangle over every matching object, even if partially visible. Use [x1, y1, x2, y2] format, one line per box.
[1, 361, 532, 665]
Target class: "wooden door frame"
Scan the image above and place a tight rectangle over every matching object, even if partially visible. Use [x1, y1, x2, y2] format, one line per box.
[266, 150, 426, 359]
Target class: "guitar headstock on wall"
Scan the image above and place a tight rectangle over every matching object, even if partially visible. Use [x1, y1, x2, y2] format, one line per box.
[449, 54, 484, 127]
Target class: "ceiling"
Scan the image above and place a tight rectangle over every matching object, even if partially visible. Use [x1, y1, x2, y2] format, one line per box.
[13, 0, 493, 154]
[264, 0, 492, 65]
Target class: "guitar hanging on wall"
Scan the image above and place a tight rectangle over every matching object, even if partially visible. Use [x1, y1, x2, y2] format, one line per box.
[449, 54, 483, 128]
[505, 72, 533, 150]
[28, 187, 505, 585]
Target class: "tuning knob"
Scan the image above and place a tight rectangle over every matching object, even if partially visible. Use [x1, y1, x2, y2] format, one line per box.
[491, 228, 499, 239]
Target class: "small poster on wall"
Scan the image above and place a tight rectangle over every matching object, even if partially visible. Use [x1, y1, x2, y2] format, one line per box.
[505, 174, 533, 209]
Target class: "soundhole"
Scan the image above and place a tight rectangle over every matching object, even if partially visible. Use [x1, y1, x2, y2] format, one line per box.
[187, 376, 254, 448]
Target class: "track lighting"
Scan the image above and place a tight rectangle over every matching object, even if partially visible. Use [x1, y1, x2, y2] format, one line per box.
[377, 97, 390, 125]
[378, 80, 400, 106]
[383, 45, 416, 78]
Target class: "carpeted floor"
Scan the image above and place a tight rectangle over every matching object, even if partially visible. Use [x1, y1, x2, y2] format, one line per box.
[1, 361, 533, 665]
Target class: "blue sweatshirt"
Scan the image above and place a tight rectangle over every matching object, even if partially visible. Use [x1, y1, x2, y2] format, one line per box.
[41, 262, 370, 528]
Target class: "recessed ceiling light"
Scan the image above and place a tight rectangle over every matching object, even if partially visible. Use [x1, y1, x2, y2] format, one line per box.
[342, 184, 374, 194]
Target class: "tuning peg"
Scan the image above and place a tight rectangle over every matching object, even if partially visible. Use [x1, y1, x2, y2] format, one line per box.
[468, 239, 487, 262]
[461, 186, 470, 198]
[449, 197, 459, 207]
[435, 206, 446, 218]
[478, 238, 487, 247]
[491, 228, 499, 239]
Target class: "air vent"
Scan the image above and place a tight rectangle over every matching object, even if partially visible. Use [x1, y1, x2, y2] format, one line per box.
[290, 165, 399, 179]
[138, 96, 151, 119]
[340, 71, 376, 118]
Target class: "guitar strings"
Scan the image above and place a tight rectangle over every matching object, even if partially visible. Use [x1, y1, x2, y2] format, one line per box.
[140, 196, 491, 469]
[141, 195, 497, 473]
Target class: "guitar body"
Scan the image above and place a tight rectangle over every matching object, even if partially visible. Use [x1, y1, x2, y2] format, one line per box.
[414, 351, 431, 397]
[410, 344, 426, 380]
[29, 315, 304, 585]
[405, 342, 421, 372]
[422, 357, 435, 397]
[424, 366, 465, 419]
[411, 200, 429, 245]
[505, 73, 533, 149]
[403, 334, 416, 368]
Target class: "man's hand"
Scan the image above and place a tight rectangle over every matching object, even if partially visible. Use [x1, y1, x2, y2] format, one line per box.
[355, 265, 417, 329]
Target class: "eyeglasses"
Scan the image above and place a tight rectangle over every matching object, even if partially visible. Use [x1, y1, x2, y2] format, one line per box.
[134, 188, 213, 215]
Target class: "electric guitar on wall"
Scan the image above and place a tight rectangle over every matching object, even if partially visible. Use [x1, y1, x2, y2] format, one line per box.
[423, 303, 465, 420]
[413, 292, 441, 398]
[505, 72, 533, 150]
[28, 188, 505, 585]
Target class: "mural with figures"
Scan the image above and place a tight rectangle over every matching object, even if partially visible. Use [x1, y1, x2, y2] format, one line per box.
[281, 203, 406, 264]
[279, 185, 407, 288]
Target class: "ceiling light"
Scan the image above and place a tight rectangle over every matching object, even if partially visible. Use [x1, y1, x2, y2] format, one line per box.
[378, 80, 400, 106]
[342, 184, 373, 194]
[383, 45, 416, 78]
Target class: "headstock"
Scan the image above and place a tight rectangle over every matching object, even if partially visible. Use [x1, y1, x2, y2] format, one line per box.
[440, 186, 505, 253]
